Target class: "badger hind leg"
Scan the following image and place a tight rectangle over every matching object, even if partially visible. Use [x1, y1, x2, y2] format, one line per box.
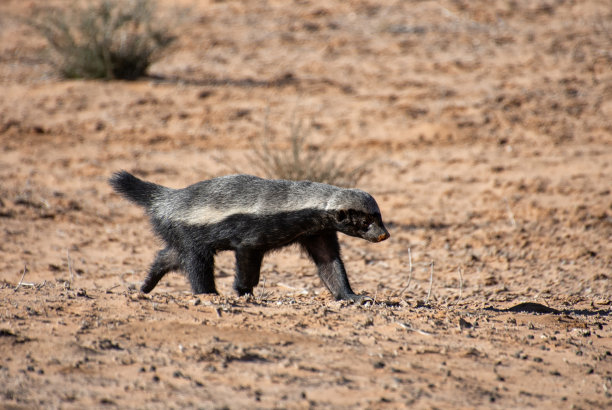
[300, 232, 368, 303]
[141, 247, 180, 293]
[185, 247, 218, 294]
[233, 248, 264, 296]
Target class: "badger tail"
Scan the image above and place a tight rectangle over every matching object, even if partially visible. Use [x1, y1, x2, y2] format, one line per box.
[109, 171, 165, 209]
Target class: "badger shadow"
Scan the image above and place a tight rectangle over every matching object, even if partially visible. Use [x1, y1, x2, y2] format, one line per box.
[147, 73, 297, 88]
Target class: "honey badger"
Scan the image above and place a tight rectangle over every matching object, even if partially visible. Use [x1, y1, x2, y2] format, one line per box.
[109, 171, 390, 302]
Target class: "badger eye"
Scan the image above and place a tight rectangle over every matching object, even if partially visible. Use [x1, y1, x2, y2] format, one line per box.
[358, 218, 370, 229]
[360, 215, 375, 230]
[337, 210, 348, 221]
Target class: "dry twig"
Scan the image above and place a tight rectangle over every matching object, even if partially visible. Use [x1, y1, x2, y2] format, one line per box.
[257, 278, 267, 302]
[14, 264, 28, 291]
[398, 248, 413, 297]
[425, 261, 434, 304]
[504, 198, 517, 228]
[106, 284, 121, 292]
[458, 267, 464, 301]
[276, 282, 307, 294]
[67, 250, 75, 285]
[396, 322, 434, 336]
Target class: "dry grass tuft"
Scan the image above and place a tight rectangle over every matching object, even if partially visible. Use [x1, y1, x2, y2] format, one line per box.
[249, 115, 368, 187]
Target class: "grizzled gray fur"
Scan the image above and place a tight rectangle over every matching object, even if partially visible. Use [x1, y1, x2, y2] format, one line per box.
[109, 171, 390, 302]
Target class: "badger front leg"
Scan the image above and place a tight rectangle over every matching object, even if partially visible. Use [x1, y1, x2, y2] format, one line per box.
[300, 232, 368, 302]
[234, 248, 265, 296]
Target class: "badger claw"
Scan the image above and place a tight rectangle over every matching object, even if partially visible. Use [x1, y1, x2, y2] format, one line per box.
[344, 294, 373, 305]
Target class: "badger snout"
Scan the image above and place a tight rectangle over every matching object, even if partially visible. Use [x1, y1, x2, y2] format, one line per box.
[365, 224, 390, 243]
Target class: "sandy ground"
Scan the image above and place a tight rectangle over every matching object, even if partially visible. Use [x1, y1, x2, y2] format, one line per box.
[1, 0, 611, 408]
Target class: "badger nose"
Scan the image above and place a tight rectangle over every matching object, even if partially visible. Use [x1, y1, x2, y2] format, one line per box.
[377, 231, 390, 242]
[370, 225, 390, 242]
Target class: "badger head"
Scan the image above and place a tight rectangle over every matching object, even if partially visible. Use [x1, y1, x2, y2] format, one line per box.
[327, 189, 390, 243]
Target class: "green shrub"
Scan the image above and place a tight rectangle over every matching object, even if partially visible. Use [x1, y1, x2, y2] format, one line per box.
[29, 0, 175, 80]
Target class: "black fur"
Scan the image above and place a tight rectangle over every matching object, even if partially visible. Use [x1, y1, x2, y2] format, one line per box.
[109, 171, 163, 208]
[109, 171, 390, 301]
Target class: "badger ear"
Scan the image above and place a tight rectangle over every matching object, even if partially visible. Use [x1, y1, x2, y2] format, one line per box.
[336, 209, 348, 222]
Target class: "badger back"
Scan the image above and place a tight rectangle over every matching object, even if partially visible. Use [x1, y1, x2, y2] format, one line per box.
[167, 175, 343, 226]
